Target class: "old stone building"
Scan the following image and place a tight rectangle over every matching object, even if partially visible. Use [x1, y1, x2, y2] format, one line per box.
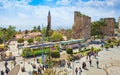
[104, 18, 115, 36]
[72, 11, 91, 40]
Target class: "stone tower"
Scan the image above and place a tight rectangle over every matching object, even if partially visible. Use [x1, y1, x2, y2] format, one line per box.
[104, 18, 115, 36]
[72, 11, 91, 40]
[46, 10, 51, 37]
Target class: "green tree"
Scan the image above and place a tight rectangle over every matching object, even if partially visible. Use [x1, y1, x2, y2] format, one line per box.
[25, 30, 28, 36]
[91, 18, 107, 39]
[115, 22, 118, 28]
[6, 25, 16, 40]
[0, 26, 16, 44]
[0, 37, 3, 44]
[41, 27, 47, 37]
[37, 25, 41, 31]
[17, 38, 24, 43]
[66, 29, 72, 40]
[51, 32, 63, 42]
[35, 37, 41, 43]
[27, 38, 34, 44]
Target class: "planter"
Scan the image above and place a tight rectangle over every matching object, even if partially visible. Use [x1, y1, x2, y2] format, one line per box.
[21, 67, 25, 72]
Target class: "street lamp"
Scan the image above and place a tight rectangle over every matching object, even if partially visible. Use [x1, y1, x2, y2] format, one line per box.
[72, 60, 74, 75]
[41, 24, 45, 66]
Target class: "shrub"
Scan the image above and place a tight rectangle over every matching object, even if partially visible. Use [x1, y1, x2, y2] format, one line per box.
[22, 48, 32, 57]
[66, 48, 73, 54]
[27, 38, 34, 44]
[51, 50, 60, 58]
[17, 38, 24, 43]
[107, 38, 111, 43]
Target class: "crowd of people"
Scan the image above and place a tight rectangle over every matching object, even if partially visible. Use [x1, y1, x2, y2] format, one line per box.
[74, 51, 100, 75]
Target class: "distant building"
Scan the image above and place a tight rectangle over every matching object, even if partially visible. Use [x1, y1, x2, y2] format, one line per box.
[15, 32, 42, 40]
[104, 18, 115, 36]
[72, 11, 91, 40]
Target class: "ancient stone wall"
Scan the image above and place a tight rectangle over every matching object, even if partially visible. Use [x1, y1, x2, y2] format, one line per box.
[72, 11, 91, 40]
[104, 18, 115, 36]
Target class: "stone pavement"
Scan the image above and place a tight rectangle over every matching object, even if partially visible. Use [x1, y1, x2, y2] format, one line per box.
[63, 46, 120, 75]
[1, 41, 120, 75]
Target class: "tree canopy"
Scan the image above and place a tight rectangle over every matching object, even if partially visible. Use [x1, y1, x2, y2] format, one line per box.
[51, 32, 63, 42]
[0, 26, 16, 42]
[91, 18, 107, 38]
[27, 38, 34, 44]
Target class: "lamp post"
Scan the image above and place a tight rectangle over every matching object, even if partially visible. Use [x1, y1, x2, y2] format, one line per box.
[72, 60, 74, 75]
[41, 24, 44, 66]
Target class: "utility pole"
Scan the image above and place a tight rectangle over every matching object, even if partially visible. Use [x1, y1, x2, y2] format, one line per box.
[72, 60, 74, 75]
[41, 24, 45, 66]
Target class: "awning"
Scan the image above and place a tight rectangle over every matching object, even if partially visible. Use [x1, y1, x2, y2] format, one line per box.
[0, 44, 4, 49]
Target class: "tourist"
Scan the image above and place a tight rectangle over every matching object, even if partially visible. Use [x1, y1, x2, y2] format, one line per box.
[96, 60, 99, 68]
[75, 67, 78, 75]
[89, 59, 92, 67]
[37, 65, 42, 74]
[1, 70, 4, 75]
[67, 61, 71, 68]
[86, 56, 88, 60]
[37, 58, 39, 63]
[5, 67, 10, 74]
[82, 62, 86, 69]
[79, 67, 82, 75]
[14, 60, 16, 66]
[4, 61, 8, 68]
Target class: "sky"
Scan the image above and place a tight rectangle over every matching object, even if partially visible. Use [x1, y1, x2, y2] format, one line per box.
[0, 0, 120, 31]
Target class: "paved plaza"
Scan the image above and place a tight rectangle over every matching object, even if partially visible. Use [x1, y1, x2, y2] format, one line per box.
[0, 41, 120, 75]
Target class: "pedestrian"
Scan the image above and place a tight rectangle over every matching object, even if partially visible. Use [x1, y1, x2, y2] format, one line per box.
[75, 67, 78, 75]
[14, 60, 16, 66]
[1, 70, 4, 75]
[79, 67, 82, 75]
[37, 58, 39, 63]
[89, 59, 92, 67]
[37, 65, 42, 74]
[4, 61, 8, 68]
[82, 62, 86, 69]
[96, 60, 99, 68]
[5, 67, 10, 74]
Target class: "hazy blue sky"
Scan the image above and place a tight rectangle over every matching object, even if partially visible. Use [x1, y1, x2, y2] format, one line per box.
[0, 0, 119, 30]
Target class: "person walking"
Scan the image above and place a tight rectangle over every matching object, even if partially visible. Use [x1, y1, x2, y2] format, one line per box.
[89, 59, 92, 67]
[75, 67, 78, 75]
[37, 65, 42, 75]
[4, 61, 8, 68]
[1, 70, 4, 75]
[5, 67, 10, 74]
[13, 60, 16, 66]
[82, 62, 86, 69]
[79, 67, 82, 75]
[96, 60, 99, 68]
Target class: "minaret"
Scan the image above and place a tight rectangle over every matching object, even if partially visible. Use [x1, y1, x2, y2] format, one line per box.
[46, 10, 51, 37]
[48, 10, 51, 30]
